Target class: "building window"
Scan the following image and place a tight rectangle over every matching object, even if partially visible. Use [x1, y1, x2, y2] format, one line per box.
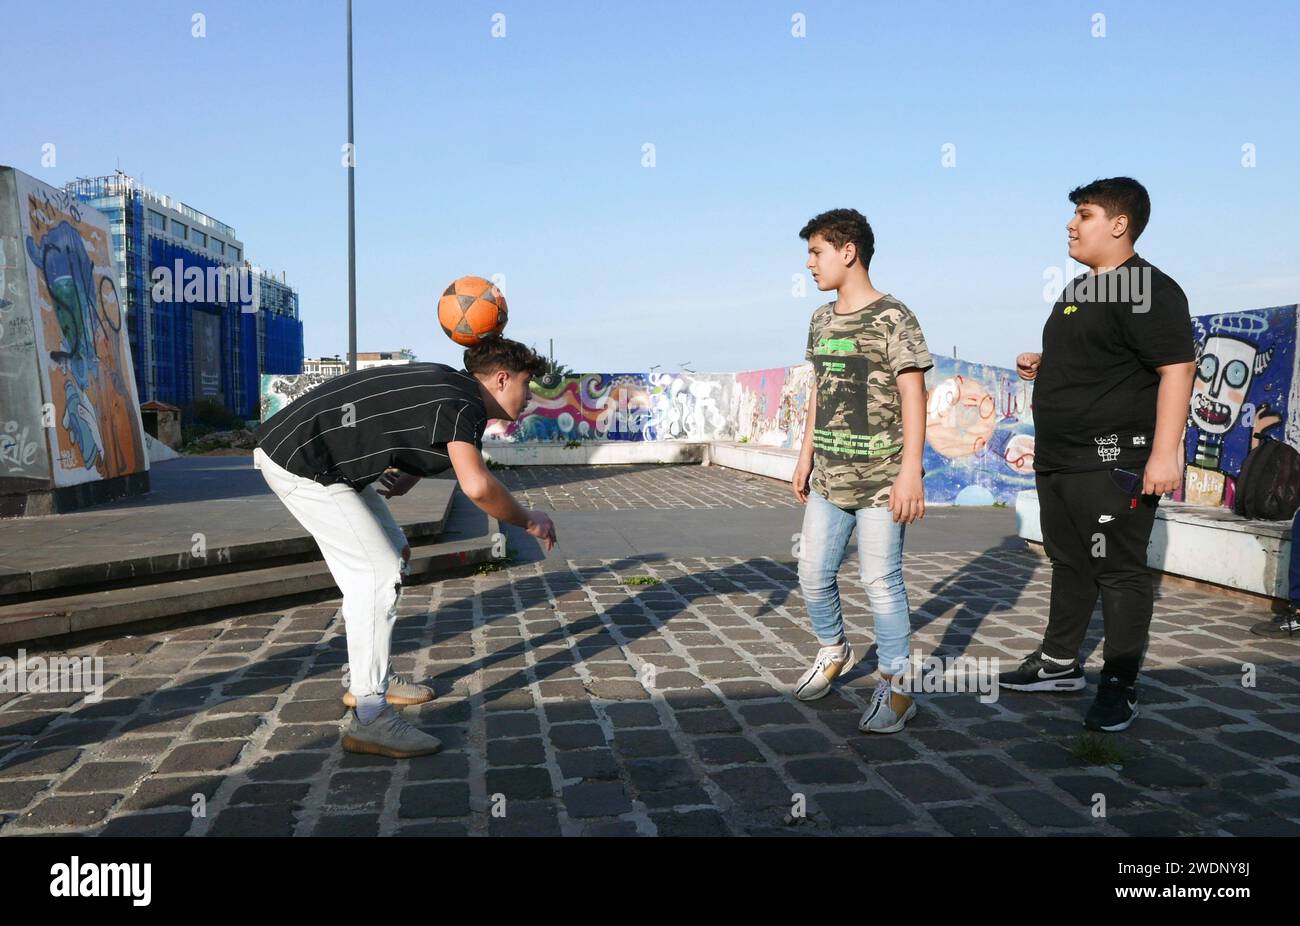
[193, 230, 207, 248]
[172, 221, 187, 240]
[211, 239, 223, 257]
[148, 210, 166, 232]
[229, 247, 240, 262]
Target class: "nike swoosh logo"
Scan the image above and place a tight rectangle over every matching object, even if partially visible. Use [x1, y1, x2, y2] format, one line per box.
[1098, 515, 1115, 524]
[1037, 667, 1074, 679]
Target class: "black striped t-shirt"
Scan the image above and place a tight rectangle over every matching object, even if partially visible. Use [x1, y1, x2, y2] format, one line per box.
[255, 363, 488, 489]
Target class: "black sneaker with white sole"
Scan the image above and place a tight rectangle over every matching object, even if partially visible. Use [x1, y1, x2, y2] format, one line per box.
[1084, 675, 1138, 732]
[997, 647, 1086, 692]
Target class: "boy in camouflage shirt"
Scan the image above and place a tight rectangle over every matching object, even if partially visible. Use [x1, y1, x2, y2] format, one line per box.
[791, 208, 932, 734]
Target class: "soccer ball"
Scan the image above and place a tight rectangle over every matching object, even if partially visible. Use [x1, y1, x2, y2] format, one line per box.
[437, 276, 508, 346]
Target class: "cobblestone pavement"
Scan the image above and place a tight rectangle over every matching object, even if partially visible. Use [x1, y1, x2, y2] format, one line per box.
[1, 466, 1297, 836]
[496, 464, 800, 510]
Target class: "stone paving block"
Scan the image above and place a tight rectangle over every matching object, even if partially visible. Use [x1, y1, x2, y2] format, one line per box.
[56, 761, 152, 793]
[158, 740, 246, 773]
[613, 729, 678, 758]
[784, 758, 863, 785]
[929, 803, 1018, 836]
[208, 805, 299, 836]
[694, 736, 765, 765]
[485, 767, 554, 802]
[99, 812, 194, 837]
[812, 789, 915, 828]
[651, 809, 730, 836]
[709, 766, 793, 810]
[123, 775, 223, 811]
[558, 749, 621, 781]
[563, 781, 633, 818]
[325, 771, 390, 810]
[0, 778, 52, 810]
[20, 792, 122, 828]
[398, 782, 472, 819]
[994, 790, 1089, 828]
[229, 782, 311, 805]
[312, 813, 382, 837]
[487, 737, 547, 767]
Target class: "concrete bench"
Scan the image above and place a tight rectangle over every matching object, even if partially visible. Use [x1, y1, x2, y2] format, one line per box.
[1015, 490, 1293, 600]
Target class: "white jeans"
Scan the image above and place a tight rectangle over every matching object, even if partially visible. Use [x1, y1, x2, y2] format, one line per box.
[253, 448, 409, 699]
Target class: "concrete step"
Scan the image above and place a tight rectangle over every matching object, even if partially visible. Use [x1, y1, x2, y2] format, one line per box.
[0, 524, 501, 646]
[0, 484, 457, 602]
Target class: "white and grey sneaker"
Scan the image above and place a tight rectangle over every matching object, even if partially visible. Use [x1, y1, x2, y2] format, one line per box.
[341, 706, 443, 759]
[793, 641, 858, 701]
[858, 678, 917, 734]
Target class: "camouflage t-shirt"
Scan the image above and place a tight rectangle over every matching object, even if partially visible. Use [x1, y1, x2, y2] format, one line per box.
[805, 295, 933, 509]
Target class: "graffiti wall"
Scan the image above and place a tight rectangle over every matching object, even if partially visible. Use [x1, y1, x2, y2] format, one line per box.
[0, 168, 146, 490]
[0, 188, 50, 483]
[921, 357, 1036, 504]
[1180, 305, 1299, 507]
[731, 365, 813, 449]
[483, 372, 736, 443]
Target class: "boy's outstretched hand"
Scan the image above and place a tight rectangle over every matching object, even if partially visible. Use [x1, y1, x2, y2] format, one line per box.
[526, 509, 557, 551]
[377, 469, 421, 498]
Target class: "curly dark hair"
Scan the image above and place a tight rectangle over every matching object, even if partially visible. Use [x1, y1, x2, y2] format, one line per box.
[799, 208, 875, 270]
[1069, 177, 1151, 242]
[463, 336, 548, 379]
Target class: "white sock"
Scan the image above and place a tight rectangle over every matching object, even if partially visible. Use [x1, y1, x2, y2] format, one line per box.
[1041, 651, 1074, 667]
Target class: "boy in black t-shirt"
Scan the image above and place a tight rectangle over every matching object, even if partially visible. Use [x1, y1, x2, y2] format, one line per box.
[998, 178, 1195, 732]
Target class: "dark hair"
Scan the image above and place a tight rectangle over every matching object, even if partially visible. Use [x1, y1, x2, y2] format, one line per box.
[1068, 177, 1151, 242]
[799, 208, 875, 270]
[463, 336, 548, 379]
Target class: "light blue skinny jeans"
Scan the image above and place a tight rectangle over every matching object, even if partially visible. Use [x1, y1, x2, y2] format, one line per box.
[798, 489, 912, 676]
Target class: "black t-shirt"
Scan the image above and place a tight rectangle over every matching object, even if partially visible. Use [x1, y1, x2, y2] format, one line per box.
[255, 362, 487, 489]
[1032, 254, 1194, 474]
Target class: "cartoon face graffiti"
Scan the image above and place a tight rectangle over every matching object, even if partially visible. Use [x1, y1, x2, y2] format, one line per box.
[1191, 336, 1271, 435]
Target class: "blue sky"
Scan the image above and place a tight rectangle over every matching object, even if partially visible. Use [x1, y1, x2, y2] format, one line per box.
[4, 0, 1297, 372]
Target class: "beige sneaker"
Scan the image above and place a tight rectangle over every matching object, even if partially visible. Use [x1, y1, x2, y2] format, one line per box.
[342, 672, 435, 708]
[793, 641, 857, 701]
[858, 678, 917, 733]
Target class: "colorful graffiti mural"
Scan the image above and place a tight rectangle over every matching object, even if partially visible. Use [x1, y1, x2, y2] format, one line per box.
[1180, 305, 1298, 507]
[0, 168, 146, 491]
[732, 365, 813, 449]
[921, 357, 1036, 504]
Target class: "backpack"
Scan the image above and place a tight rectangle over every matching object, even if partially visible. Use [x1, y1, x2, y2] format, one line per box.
[1233, 435, 1300, 520]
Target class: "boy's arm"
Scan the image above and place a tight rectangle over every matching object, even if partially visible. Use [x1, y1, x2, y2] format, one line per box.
[448, 441, 556, 550]
[890, 369, 927, 524]
[1143, 361, 1195, 496]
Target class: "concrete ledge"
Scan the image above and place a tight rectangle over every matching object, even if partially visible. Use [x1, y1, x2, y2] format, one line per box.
[483, 440, 705, 466]
[1016, 489, 1292, 600]
[707, 441, 798, 482]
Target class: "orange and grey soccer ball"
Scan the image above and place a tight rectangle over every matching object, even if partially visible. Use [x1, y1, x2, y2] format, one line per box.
[437, 276, 508, 346]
